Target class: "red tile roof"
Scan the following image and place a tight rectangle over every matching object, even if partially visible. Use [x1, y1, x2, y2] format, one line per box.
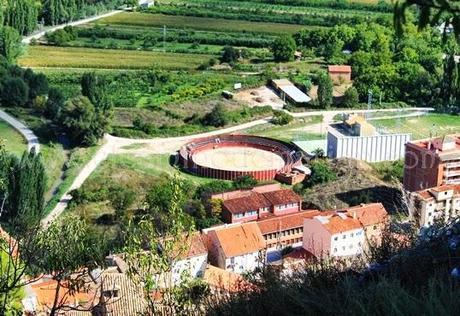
[328, 65, 352, 73]
[183, 233, 208, 259]
[257, 210, 321, 235]
[313, 213, 362, 234]
[344, 203, 388, 227]
[203, 265, 252, 293]
[262, 189, 301, 206]
[223, 192, 271, 215]
[414, 184, 460, 201]
[213, 222, 265, 257]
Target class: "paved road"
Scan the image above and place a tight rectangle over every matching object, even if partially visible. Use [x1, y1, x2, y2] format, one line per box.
[0, 109, 40, 153]
[22, 10, 123, 44]
[42, 107, 434, 226]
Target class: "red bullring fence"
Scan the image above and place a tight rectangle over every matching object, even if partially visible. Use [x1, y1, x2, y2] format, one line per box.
[178, 134, 302, 181]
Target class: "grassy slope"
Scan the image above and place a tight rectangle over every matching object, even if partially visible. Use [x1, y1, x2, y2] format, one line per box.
[96, 12, 307, 34]
[372, 113, 460, 140]
[0, 120, 27, 156]
[18, 46, 214, 70]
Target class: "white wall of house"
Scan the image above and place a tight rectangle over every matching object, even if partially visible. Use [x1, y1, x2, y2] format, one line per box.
[329, 228, 364, 257]
[172, 254, 208, 285]
[225, 251, 263, 274]
[419, 194, 460, 227]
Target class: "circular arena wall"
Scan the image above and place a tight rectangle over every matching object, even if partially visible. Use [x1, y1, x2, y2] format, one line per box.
[178, 134, 302, 181]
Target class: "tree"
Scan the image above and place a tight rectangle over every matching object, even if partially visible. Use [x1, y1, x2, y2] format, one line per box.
[343, 87, 359, 108]
[307, 159, 337, 187]
[45, 87, 66, 120]
[62, 96, 106, 146]
[24, 70, 49, 100]
[271, 35, 296, 62]
[233, 175, 257, 189]
[110, 185, 135, 220]
[0, 27, 22, 63]
[317, 72, 333, 108]
[271, 110, 293, 125]
[202, 103, 229, 127]
[81, 72, 112, 113]
[1, 78, 28, 107]
[33, 215, 108, 316]
[220, 46, 239, 64]
[4, 0, 38, 35]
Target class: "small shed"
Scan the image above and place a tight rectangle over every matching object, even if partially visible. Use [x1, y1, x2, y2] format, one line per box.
[328, 65, 352, 83]
[271, 79, 311, 105]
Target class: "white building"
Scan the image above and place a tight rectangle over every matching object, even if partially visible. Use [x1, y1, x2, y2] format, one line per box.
[138, 0, 154, 8]
[327, 114, 410, 162]
[203, 222, 266, 274]
[303, 212, 365, 258]
[411, 185, 460, 227]
[171, 233, 208, 285]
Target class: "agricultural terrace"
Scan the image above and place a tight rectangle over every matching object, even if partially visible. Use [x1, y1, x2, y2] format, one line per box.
[96, 12, 307, 34]
[0, 120, 27, 156]
[19, 46, 213, 70]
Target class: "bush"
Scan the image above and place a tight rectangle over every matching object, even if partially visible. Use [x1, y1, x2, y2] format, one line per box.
[271, 35, 296, 62]
[343, 86, 359, 108]
[307, 159, 337, 187]
[201, 103, 229, 127]
[233, 175, 257, 189]
[272, 110, 293, 125]
[220, 46, 240, 64]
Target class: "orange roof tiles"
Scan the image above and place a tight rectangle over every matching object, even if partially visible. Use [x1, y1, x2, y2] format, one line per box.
[31, 279, 92, 310]
[344, 203, 388, 227]
[223, 192, 271, 215]
[203, 265, 250, 293]
[183, 233, 208, 259]
[328, 65, 352, 73]
[213, 222, 265, 257]
[415, 184, 460, 201]
[262, 189, 301, 206]
[316, 214, 362, 234]
[257, 210, 321, 235]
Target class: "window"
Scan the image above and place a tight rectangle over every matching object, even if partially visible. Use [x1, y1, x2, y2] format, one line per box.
[350, 233, 354, 237]
[230, 257, 235, 264]
[334, 248, 337, 253]
[343, 234, 346, 239]
[334, 236, 338, 241]
[235, 213, 244, 219]
[373, 225, 378, 230]
[103, 290, 119, 299]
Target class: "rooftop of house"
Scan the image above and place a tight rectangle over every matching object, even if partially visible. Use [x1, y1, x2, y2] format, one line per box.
[311, 212, 363, 234]
[203, 264, 251, 293]
[222, 188, 302, 215]
[328, 65, 352, 73]
[257, 210, 321, 235]
[213, 222, 265, 258]
[181, 232, 208, 259]
[410, 134, 460, 157]
[414, 184, 460, 201]
[343, 203, 388, 227]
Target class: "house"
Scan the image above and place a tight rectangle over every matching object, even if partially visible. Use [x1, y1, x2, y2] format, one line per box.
[403, 134, 460, 191]
[343, 203, 388, 248]
[220, 187, 302, 223]
[411, 185, 460, 227]
[271, 79, 311, 105]
[171, 233, 208, 285]
[138, 0, 154, 8]
[203, 265, 252, 296]
[203, 222, 266, 274]
[257, 210, 321, 252]
[303, 212, 365, 259]
[328, 65, 352, 83]
[327, 114, 410, 162]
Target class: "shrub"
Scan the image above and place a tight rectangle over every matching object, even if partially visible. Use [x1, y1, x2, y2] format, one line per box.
[233, 175, 258, 189]
[343, 86, 359, 108]
[307, 159, 337, 187]
[272, 110, 293, 125]
[271, 35, 296, 62]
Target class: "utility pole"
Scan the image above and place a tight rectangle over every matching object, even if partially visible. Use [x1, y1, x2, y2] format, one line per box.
[366, 89, 373, 120]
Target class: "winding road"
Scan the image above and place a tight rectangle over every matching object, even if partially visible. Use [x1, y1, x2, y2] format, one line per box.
[41, 107, 434, 226]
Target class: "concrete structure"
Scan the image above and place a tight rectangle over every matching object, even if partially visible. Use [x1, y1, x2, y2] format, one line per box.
[203, 222, 265, 274]
[327, 114, 410, 162]
[411, 185, 460, 227]
[139, 0, 154, 8]
[328, 65, 352, 83]
[218, 186, 302, 224]
[403, 134, 460, 192]
[271, 79, 311, 105]
[303, 212, 365, 258]
[179, 134, 303, 181]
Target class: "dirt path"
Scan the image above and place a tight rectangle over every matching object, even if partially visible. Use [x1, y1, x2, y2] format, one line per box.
[42, 107, 434, 226]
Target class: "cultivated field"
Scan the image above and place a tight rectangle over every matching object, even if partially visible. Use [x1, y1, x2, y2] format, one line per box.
[19, 46, 214, 70]
[0, 120, 27, 155]
[96, 12, 307, 34]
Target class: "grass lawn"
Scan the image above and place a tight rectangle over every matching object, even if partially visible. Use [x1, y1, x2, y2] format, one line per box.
[372, 113, 460, 140]
[19, 46, 214, 70]
[96, 12, 307, 35]
[0, 120, 27, 156]
[244, 115, 324, 142]
[107, 153, 218, 185]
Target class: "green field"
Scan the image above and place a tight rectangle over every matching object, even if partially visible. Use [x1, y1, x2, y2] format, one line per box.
[19, 46, 214, 70]
[96, 12, 307, 34]
[0, 120, 27, 155]
[372, 114, 460, 139]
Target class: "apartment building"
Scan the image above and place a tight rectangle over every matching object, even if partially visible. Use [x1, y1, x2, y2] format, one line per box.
[411, 185, 460, 227]
[403, 134, 460, 191]
[303, 212, 365, 258]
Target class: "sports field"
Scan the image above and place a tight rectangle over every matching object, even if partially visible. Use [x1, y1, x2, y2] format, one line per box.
[0, 120, 27, 155]
[18, 46, 214, 70]
[192, 146, 285, 171]
[96, 12, 307, 34]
